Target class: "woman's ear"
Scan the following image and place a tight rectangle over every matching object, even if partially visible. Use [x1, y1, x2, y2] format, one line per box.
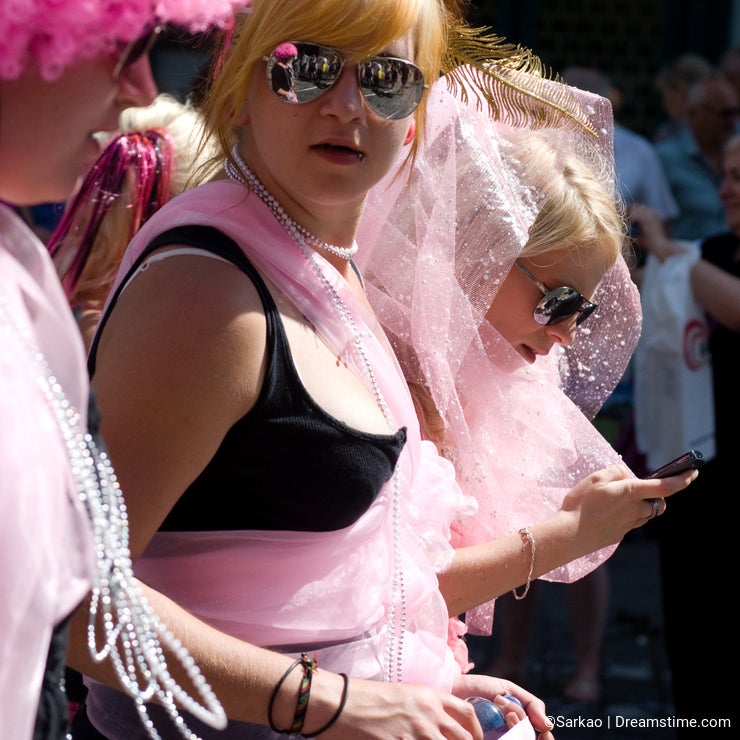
[404, 119, 416, 146]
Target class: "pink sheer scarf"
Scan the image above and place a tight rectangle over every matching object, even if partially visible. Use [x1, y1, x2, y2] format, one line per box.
[357, 78, 642, 635]
[0, 205, 94, 737]
[91, 182, 472, 698]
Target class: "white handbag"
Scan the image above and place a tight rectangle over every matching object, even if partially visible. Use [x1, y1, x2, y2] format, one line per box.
[634, 244, 716, 470]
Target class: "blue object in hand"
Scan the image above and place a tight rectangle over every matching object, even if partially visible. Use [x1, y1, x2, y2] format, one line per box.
[467, 696, 524, 738]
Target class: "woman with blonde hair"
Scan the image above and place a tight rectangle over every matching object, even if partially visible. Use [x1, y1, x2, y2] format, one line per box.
[67, 0, 695, 737]
[358, 78, 690, 670]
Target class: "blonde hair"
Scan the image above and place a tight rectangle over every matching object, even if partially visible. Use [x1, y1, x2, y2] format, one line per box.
[199, 0, 454, 169]
[513, 131, 626, 275]
[117, 93, 220, 193]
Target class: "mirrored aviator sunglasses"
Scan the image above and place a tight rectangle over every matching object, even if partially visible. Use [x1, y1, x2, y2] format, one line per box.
[264, 41, 427, 120]
[113, 25, 164, 79]
[515, 260, 598, 327]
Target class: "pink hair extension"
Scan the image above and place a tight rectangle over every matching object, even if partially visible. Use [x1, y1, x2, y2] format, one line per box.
[48, 129, 174, 301]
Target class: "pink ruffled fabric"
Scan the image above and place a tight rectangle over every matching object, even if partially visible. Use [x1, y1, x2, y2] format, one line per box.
[0, 0, 249, 81]
[85, 181, 476, 730]
[0, 205, 94, 737]
[358, 78, 642, 635]
[134, 438, 470, 681]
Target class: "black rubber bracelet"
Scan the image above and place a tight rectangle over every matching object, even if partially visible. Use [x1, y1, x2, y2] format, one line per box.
[302, 673, 350, 738]
[267, 658, 301, 733]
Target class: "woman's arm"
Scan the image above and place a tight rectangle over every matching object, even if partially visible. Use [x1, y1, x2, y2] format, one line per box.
[412, 374, 697, 617]
[90, 252, 264, 556]
[439, 465, 697, 617]
[69, 577, 558, 737]
[690, 258, 740, 331]
[631, 203, 740, 331]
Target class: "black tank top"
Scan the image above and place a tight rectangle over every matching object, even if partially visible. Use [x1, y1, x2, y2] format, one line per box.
[88, 226, 406, 532]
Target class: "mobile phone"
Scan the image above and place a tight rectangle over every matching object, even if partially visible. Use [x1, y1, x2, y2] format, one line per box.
[646, 449, 705, 479]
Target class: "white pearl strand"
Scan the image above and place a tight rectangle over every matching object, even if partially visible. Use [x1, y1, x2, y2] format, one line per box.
[0, 298, 226, 740]
[223, 151, 407, 683]
[224, 147, 359, 261]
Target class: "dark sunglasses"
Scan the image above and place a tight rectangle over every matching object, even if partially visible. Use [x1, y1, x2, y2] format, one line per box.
[264, 41, 427, 120]
[113, 25, 163, 79]
[515, 260, 598, 327]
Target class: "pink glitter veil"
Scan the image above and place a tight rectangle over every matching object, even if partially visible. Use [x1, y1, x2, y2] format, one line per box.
[0, 0, 248, 81]
[357, 74, 642, 635]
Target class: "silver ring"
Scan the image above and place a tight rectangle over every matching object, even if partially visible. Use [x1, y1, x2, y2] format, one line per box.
[648, 498, 661, 519]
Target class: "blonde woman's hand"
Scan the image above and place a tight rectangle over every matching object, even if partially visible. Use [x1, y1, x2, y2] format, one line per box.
[556, 463, 699, 557]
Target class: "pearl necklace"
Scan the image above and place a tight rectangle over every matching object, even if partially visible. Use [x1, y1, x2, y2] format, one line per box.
[224, 146, 359, 261]
[223, 153, 407, 683]
[0, 297, 226, 740]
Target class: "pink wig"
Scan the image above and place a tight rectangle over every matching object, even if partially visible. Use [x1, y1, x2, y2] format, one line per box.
[47, 129, 173, 303]
[0, 0, 251, 81]
[273, 42, 299, 62]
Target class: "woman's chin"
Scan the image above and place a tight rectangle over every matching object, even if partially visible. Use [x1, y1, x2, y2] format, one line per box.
[517, 345, 537, 364]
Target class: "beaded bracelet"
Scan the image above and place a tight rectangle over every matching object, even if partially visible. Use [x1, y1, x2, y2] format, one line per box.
[267, 652, 317, 735]
[290, 653, 317, 735]
[303, 673, 350, 738]
[512, 526, 536, 600]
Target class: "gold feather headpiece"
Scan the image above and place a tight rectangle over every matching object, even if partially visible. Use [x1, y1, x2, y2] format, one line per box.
[441, 22, 597, 136]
